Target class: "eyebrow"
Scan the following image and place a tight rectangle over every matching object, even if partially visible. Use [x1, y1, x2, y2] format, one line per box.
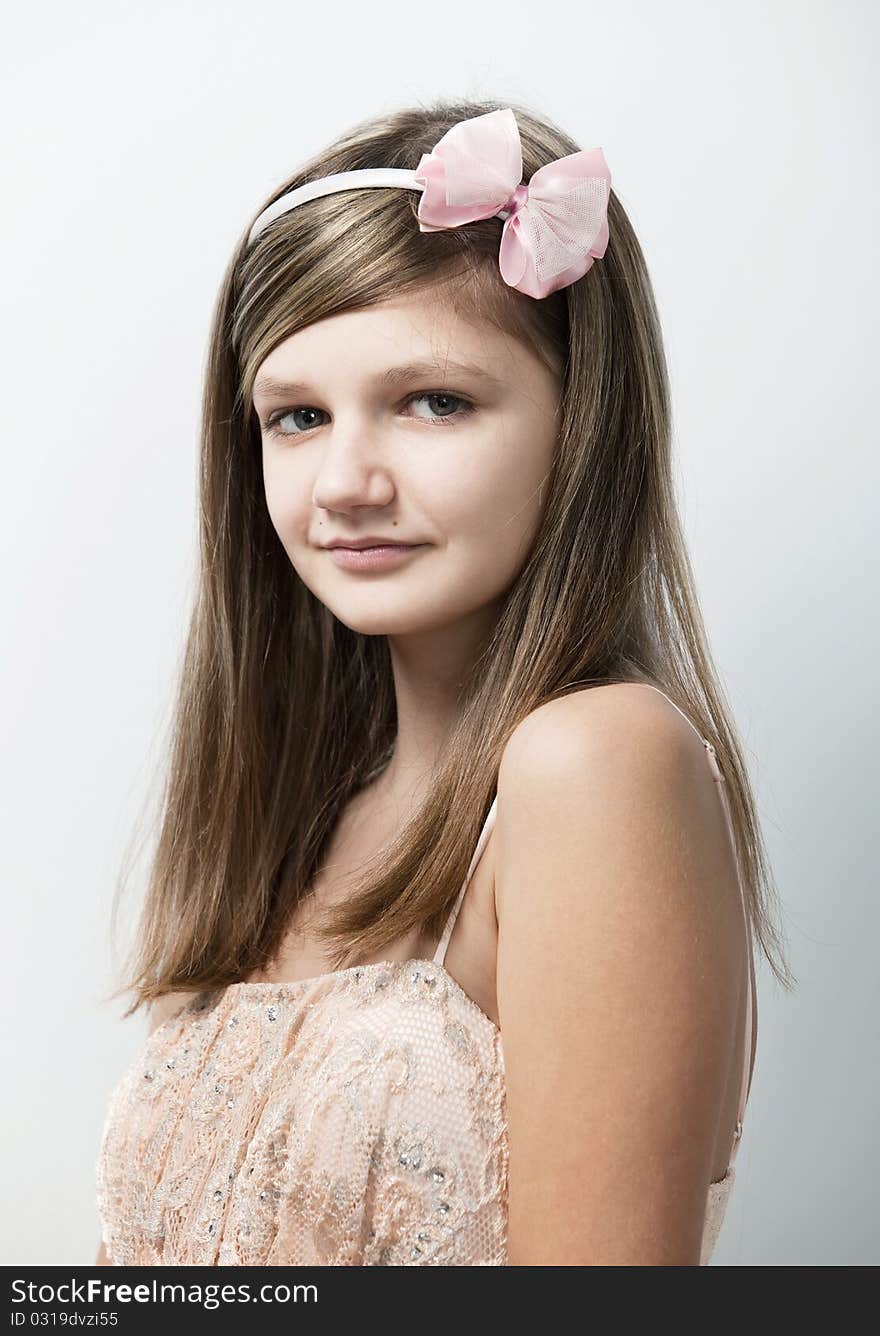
[252, 359, 504, 401]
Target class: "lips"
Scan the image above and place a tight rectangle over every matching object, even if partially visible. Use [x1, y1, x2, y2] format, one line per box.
[326, 543, 426, 571]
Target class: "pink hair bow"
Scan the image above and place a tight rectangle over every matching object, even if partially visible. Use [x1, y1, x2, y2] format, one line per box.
[413, 108, 611, 300]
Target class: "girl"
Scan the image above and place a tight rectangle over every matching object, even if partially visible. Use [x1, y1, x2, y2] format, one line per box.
[94, 98, 793, 1266]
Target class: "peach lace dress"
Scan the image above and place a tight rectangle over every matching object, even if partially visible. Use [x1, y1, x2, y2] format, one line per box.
[95, 687, 754, 1266]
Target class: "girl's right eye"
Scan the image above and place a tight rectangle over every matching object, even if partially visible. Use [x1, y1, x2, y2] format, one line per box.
[266, 407, 325, 436]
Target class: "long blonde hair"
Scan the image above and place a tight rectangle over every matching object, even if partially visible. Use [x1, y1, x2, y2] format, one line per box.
[106, 95, 795, 1018]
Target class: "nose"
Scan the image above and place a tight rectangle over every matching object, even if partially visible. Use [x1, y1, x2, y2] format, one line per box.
[310, 418, 396, 513]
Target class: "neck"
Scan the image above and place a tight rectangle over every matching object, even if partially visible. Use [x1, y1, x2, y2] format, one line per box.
[376, 601, 501, 802]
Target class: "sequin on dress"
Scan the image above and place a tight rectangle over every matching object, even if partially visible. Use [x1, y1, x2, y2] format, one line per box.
[95, 686, 754, 1266]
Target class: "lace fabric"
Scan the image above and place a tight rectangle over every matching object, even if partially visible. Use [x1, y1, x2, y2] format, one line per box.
[96, 960, 508, 1266]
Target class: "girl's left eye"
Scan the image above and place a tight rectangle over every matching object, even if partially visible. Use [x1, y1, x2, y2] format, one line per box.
[264, 391, 475, 438]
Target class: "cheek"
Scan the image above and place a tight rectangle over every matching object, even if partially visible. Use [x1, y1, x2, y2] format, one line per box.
[427, 475, 543, 610]
[449, 464, 547, 553]
[262, 457, 310, 539]
[444, 416, 553, 541]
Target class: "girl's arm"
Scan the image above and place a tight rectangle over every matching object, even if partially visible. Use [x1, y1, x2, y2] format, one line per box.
[495, 684, 746, 1265]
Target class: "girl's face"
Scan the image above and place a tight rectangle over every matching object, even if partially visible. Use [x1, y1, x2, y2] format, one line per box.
[253, 282, 562, 638]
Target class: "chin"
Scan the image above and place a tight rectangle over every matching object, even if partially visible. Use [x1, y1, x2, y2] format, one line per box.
[321, 595, 462, 638]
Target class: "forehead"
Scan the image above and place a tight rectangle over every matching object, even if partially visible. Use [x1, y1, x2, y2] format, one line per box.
[252, 280, 537, 398]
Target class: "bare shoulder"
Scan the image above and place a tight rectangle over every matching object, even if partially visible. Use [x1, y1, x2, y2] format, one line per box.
[495, 680, 735, 923]
[499, 681, 706, 778]
[494, 681, 746, 1262]
[496, 682, 715, 864]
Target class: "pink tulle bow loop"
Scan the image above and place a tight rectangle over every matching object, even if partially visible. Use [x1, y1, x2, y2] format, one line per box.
[497, 147, 611, 299]
[414, 107, 523, 229]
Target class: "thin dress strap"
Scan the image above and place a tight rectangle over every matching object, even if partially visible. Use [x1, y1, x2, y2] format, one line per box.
[433, 795, 498, 966]
[630, 683, 754, 1167]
